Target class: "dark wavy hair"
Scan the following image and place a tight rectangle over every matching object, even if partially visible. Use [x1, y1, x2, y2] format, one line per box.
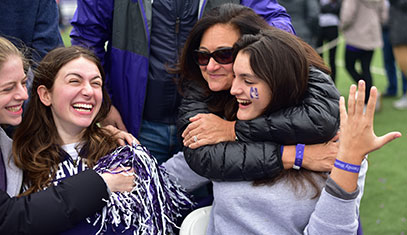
[234, 29, 327, 198]
[13, 46, 119, 195]
[176, 3, 329, 120]
[177, 3, 331, 198]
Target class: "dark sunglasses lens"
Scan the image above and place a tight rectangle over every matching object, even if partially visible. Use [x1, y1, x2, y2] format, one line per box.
[194, 51, 210, 65]
[213, 49, 233, 64]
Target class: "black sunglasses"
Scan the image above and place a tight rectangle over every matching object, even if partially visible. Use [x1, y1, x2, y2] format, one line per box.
[193, 47, 234, 66]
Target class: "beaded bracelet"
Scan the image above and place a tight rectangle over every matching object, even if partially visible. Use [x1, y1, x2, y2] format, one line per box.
[334, 159, 361, 173]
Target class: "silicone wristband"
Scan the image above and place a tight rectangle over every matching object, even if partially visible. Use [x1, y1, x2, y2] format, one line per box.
[334, 159, 361, 173]
[292, 144, 304, 170]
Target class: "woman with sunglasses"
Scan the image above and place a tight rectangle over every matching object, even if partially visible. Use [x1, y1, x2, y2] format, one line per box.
[176, 3, 341, 181]
[163, 26, 381, 234]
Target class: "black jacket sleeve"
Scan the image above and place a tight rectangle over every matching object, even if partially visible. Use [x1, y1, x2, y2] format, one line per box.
[184, 141, 283, 181]
[0, 170, 109, 235]
[177, 67, 339, 181]
[177, 81, 210, 141]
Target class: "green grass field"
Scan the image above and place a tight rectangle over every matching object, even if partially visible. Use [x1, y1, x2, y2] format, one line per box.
[330, 38, 407, 235]
[62, 30, 406, 234]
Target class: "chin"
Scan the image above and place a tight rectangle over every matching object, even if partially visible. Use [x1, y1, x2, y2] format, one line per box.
[237, 113, 249, 121]
[209, 83, 228, 92]
[6, 119, 22, 126]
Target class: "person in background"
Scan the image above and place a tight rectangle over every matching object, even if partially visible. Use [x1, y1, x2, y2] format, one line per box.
[69, 0, 295, 164]
[382, 18, 407, 99]
[388, 0, 407, 109]
[0, 0, 63, 63]
[340, 0, 388, 107]
[0, 36, 135, 235]
[279, 0, 320, 48]
[381, 0, 407, 99]
[316, 0, 341, 83]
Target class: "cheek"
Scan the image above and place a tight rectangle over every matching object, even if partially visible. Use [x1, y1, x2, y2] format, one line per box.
[95, 89, 103, 105]
[249, 87, 259, 99]
[0, 96, 12, 107]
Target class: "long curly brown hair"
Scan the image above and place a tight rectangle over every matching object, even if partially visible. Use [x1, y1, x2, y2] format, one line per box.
[12, 46, 119, 196]
[177, 4, 331, 198]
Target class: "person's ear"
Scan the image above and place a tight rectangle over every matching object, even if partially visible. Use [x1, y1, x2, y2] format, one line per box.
[37, 85, 52, 106]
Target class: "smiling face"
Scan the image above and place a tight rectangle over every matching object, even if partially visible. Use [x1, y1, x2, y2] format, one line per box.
[38, 57, 103, 141]
[231, 51, 271, 120]
[199, 23, 240, 92]
[0, 55, 28, 126]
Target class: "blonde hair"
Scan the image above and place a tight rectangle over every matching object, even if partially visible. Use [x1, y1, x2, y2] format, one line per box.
[0, 37, 28, 71]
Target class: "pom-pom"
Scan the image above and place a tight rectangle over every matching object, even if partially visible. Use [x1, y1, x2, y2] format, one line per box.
[92, 144, 194, 234]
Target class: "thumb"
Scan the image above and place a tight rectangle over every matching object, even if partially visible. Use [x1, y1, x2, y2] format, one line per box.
[377, 132, 402, 148]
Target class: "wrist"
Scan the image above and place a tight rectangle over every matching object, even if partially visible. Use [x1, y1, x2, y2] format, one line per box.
[281, 145, 295, 169]
[293, 144, 305, 170]
[99, 172, 113, 195]
[336, 150, 364, 166]
[333, 159, 361, 173]
[230, 121, 237, 141]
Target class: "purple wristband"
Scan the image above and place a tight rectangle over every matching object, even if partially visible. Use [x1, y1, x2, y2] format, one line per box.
[334, 159, 361, 173]
[293, 144, 304, 170]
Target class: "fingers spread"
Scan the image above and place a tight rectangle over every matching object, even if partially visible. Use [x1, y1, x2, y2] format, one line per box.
[355, 80, 366, 115]
[347, 84, 357, 116]
[365, 86, 377, 120]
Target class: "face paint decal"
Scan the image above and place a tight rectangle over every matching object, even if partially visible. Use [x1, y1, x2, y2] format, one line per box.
[250, 87, 259, 99]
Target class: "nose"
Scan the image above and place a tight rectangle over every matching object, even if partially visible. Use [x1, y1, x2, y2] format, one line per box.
[230, 77, 241, 96]
[206, 57, 220, 71]
[81, 82, 94, 97]
[15, 83, 28, 101]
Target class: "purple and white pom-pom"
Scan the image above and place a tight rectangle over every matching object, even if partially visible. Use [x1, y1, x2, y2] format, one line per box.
[91, 144, 194, 234]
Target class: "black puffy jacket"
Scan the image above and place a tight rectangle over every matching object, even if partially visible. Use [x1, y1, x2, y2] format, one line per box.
[177, 67, 340, 181]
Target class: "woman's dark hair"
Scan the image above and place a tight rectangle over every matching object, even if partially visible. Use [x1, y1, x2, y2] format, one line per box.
[177, 3, 331, 197]
[13, 46, 119, 195]
[233, 29, 327, 197]
[232, 28, 309, 113]
[177, 3, 329, 120]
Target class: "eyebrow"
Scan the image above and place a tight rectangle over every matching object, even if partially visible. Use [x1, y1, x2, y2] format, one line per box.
[66, 73, 102, 80]
[0, 76, 27, 87]
[238, 73, 256, 79]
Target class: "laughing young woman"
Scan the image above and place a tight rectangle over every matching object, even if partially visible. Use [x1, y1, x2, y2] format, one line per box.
[0, 37, 135, 235]
[12, 46, 191, 234]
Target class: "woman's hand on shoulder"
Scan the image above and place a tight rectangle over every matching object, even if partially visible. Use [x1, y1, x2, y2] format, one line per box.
[102, 125, 139, 146]
[182, 113, 236, 149]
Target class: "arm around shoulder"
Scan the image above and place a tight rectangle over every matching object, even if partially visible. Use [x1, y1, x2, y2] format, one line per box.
[184, 141, 283, 181]
[0, 169, 108, 234]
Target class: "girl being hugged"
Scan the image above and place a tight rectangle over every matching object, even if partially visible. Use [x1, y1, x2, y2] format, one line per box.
[13, 46, 116, 194]
[12, 46, 191, 234]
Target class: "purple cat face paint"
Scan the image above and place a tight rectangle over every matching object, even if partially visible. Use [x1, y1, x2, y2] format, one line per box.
[250, 87, 259, 99]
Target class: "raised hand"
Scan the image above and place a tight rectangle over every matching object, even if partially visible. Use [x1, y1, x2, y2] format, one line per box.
[337, 80, 401, 165]
[330, 80, 401, 192]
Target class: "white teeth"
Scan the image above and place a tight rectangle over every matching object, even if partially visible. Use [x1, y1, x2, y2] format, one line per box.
[6, 105, 21, 112]
[237, 99, 251, 105]
[72, 103, 93, 111]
